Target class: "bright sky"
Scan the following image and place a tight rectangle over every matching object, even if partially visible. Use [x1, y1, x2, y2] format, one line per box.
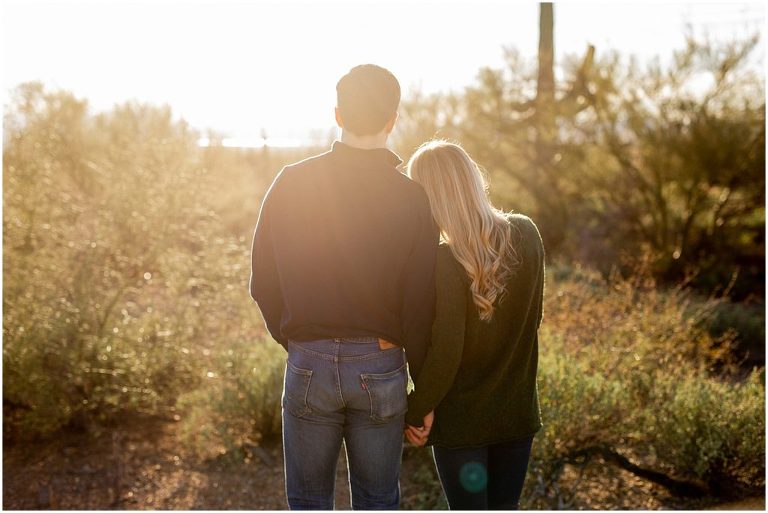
[2, 0, 765, 143]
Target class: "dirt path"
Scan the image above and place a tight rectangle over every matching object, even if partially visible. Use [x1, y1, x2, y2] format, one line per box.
[2, 416, 761, 510]
[3, 416, 285, 509]
[706, 496, 765, 510]
[2, 415, 441, 510]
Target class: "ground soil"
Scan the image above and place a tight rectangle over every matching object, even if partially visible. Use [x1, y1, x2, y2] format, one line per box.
[3, 415, 764, 510]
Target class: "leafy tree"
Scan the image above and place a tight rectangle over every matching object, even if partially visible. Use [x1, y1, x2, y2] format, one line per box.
[395, 34, 765, 298]
[574, 34, 765, 297]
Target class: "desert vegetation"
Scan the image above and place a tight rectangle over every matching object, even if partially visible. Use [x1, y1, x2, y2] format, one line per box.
[3, 30, 764, 510]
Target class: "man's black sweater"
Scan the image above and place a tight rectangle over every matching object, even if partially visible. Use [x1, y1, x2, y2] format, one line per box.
[249, 141, 439, 379]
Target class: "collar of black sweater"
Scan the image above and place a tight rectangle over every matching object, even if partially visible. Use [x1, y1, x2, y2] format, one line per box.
[331, 140, 403, 168]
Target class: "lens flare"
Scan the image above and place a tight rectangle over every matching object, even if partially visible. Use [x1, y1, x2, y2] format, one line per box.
[459, 461, 487, 493]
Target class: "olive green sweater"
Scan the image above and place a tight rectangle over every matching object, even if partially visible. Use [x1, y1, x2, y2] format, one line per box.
[405, 214, 545, 448]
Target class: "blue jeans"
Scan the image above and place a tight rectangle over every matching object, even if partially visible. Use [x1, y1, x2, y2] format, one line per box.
[282, 337, 408, 510]
[432, 436, 535, 510]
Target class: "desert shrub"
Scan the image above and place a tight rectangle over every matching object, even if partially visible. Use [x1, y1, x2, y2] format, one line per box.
[709, 301, 766, 362]
[540, 262, 738, 371]
[534, 347, 625, 456]
[2, 84, 261, 438]
[3, 85, 195, 435]
[522, 267, 765, 509]
[647, 370, 765, 495]
[176, 336, 285, 461]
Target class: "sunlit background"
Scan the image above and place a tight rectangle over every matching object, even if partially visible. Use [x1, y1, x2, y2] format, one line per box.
[4, 0, 764, 146]
[2, 1, 766, 510]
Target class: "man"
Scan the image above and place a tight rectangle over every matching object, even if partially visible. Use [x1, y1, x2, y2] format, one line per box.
[249, 64, 438, 510]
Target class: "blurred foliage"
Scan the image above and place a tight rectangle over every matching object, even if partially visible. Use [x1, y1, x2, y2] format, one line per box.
[2, 82, 315, 439]
[393, 33, 765, 301]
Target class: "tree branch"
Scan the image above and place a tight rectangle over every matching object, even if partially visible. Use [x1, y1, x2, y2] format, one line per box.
[565, 445, 709, 497]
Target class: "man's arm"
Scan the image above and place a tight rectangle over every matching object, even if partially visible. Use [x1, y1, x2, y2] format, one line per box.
[249, 176, 287, 349]
[400, 200, 440, 381]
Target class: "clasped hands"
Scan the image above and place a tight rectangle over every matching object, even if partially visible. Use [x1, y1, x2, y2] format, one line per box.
[404, 411, 434, 447]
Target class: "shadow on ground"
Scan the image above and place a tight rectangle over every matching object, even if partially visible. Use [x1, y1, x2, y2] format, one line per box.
[2, 416, 763, 510]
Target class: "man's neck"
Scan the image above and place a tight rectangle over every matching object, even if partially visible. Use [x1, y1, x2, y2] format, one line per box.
[340, 130, 389, 150]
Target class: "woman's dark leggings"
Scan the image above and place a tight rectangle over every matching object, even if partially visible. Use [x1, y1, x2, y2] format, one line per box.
[432, 436, 534, 510]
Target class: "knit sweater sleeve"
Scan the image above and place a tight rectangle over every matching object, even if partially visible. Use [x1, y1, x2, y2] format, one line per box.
[399, 198, 440, 381]
[515, 214, 546, 328]
[249, 169, 288, 349]
[405, 246, 467, 427]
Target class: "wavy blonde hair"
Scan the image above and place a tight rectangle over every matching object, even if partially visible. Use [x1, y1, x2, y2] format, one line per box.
[407, 140, 520, 321]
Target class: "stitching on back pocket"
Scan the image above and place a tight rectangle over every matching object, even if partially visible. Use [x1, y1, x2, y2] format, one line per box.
[360, 363, 408, 423]
[283, 360, 313, 418]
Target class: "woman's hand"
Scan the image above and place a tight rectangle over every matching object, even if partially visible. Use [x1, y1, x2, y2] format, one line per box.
[404, 411, 434, 446]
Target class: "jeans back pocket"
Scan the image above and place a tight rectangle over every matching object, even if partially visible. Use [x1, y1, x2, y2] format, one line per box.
[283, 360, 313, 418]
[360, 363, 408, 423]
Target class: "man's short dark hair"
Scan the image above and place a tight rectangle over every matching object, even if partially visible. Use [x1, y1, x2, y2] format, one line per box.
[336, 64, 401, 136]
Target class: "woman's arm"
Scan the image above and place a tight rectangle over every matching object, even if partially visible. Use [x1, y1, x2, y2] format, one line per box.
[399, 200, 440, 381]
[523, 215, 546, 329]
[405, 247, 467, 428]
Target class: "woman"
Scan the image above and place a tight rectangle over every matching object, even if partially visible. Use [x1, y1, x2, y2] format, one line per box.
[403, 140, 545, 510]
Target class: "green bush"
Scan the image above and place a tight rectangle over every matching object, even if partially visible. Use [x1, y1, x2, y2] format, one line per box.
[2, 83, 272, 439]
[176, 337, 285, 461]
[521, 268, 765, 508]
[648, 370, 765, 494]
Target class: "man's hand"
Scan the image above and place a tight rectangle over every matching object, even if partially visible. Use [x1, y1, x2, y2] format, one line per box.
[404, 411, 434, 447]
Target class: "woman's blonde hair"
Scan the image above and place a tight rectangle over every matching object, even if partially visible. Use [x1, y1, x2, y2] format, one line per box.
[407, 140, 520, 321]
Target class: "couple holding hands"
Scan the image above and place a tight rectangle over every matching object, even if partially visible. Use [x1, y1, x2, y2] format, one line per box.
[250, 64, 544, 510]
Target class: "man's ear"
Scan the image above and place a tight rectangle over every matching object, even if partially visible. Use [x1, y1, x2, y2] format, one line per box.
[335, 107, 344, 128]
[384, 111, 398, 134]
